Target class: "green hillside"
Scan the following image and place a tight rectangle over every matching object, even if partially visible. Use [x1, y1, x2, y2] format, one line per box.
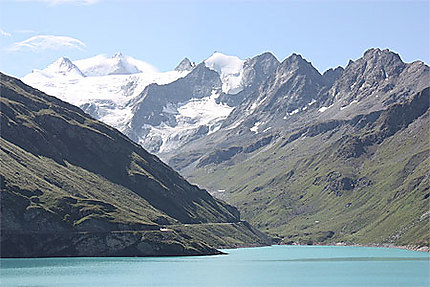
[188, 88, 430, 247]
[0, 73, 270, 257]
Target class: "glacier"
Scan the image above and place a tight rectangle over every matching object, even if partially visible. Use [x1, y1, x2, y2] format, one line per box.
[21, 52, 248, 156]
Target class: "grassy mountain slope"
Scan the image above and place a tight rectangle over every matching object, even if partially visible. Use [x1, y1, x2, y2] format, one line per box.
[188, 87, 430, 247]
[0, 73, 270, 257]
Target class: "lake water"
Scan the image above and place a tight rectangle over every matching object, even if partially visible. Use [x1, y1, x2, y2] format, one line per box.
[1, 245, 428, 287]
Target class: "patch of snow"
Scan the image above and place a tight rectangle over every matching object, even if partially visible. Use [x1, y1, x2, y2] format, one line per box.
[420, 211, 430, 220]
[289, 109, 299, 116]
[249, 96, 267, 112]
[282, 108, 300, 119]
[308, 99, 317, 106]
[319, 104, 334, 113]
[204, 52, 245, 94]
[250, 121, 262, 133]
[74, 52, 158, 76]
[226, 118, 244, 130]
[262, 127, 272, 133]
[41, 57, 84, 78]
[340, 100, 358, 110]
[22, 54, 190, 133]
[139, 90, 233, 153]
[208, 123, 222, 135]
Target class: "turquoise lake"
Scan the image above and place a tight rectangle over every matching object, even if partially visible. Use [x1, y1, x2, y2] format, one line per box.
[1, 245, 428, 286]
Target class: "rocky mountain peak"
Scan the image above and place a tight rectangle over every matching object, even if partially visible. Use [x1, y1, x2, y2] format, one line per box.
[112, 51, 124, 58]
[365, 48, 403, 65]
[175, 57, 195, 72]
[276, 53, 321, 78]
[241, 52, 280, 89]
[248, 52, 279, 65]
[322, 48, 427, 120]
[285, 53, 306, 64]
[108, 55, 143, 75]
[346, 48, 406, 78]
[56, 56, 74, 66]
[323, 66, 344, 86]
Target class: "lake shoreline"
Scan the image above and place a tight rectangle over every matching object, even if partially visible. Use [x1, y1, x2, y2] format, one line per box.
[222, 241, 429, 253]
[3, 245, 429, 287]
[279, 242, 430, 253]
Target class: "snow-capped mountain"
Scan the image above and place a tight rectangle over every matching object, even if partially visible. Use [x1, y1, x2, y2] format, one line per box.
[126, 53, 279, 154]
[204, 52, 245, 94]
[167, 48, 429, 175]
[33, 57, 85, 78]
[22, 53, 191, 133]
[175, 58, 195, 72]
[22, 52, 275, 156]
[74, 52, 158, 76]
[128, 63, 229, 153]
[24, 49, 426, 166]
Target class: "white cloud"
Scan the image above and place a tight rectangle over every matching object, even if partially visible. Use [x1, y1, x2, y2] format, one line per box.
[8, 35, 86, 52]
[15, 29, 36, 34]
[0, 29, 12, 37]
[17, 0, 100, 5]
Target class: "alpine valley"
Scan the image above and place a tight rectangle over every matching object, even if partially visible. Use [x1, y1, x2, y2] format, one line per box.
[6, 47, 429, 255]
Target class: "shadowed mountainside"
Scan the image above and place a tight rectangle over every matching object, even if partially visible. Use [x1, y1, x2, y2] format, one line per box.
[0, 73, 270, 257]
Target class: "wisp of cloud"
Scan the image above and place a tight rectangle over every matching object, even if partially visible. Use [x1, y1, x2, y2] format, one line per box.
[8, 35, 86, 52]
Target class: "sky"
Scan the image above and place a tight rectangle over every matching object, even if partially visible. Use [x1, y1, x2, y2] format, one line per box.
[0, 0, 429, 78]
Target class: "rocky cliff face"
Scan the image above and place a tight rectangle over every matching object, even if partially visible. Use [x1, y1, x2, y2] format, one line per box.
[128, 63, 223, 153]
[169, 49, 429, 247]
[175, 57, 195, 72]
[169, 49, 429, 170]
[216, 52, 280, 107]
[127, 53, 281, 155]
[0, 73, 270, 257]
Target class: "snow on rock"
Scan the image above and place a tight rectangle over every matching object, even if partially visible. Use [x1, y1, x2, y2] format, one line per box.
[74, 52, 158, 77]
[25, 57, 85, 80]
[21, 52, 245, 156]
[139, 90, 233, 153]
[319, 104, 334, 113]
[250, 96, 267, 112]
[45, 57, 85, 77]
[250, 121, 263, 133]
[204, 52, 245, 94]
[340, 100, 359, 110]
[289, 109, 299, 115]
[175, 57, 195, 72]
[22, 53, 190, 133]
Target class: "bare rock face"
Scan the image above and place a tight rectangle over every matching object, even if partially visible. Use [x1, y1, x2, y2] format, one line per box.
[216, 52, 280, 107]
[168, 48, 429, 173]
[164, 49, 429, 248]
[175, 57, 195, 72]
[319, 48, 429, 120]
[1, 231, 220, 258]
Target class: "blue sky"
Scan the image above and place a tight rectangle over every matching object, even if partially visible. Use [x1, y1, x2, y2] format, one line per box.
[0, 0, 429, 77]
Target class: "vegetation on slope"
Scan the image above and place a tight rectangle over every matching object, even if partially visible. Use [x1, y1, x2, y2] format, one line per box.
[188, 88, 430, 247]
[0, 73, 269, 257]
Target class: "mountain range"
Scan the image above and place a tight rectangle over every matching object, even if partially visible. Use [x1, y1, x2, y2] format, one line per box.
[22, 51, 279, 155]
[17, 48, 430, 249]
